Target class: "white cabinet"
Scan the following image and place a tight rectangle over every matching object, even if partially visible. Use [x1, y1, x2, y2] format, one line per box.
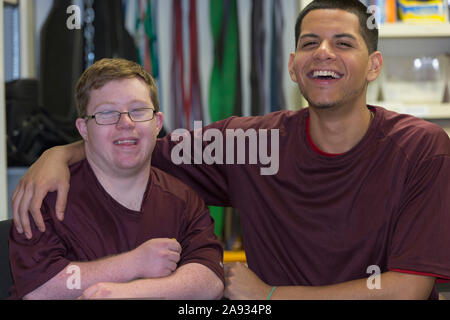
[1, 0, 9, 221]
[378, 24, 450, 119]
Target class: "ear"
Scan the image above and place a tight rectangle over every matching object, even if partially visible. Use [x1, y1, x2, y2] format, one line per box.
[367, 51, 383, 83]
[75, 118, 89, 141]
[288, 52, 298, 83]
[155, 112, 164, 137]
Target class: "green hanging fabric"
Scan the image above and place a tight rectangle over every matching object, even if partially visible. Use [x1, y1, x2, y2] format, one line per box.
[145, 0, 159, 79]
[209, 0, 241, 240]
[209, 0, 241, 121]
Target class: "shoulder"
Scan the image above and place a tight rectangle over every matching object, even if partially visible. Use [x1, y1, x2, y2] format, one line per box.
[375, 106, 450, 161]
[150, 167, 206, 207]
[43, 160, 95, 217]
[209, 110, 305, 133]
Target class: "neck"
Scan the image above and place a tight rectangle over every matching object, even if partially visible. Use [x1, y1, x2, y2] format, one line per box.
[308, 103, 373, 155]
[87, 158, 151, 211]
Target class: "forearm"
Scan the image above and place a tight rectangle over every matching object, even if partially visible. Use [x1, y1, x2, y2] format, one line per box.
[24, 252, 136, 300]
[117, 263, 224, 300]
[52, 140, 86, 166]
[271, 272, 435, 300]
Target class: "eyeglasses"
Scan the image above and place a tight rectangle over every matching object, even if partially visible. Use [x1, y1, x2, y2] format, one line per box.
[85, 108, 156, 125]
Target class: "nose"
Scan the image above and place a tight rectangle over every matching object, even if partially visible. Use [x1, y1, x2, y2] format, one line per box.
[116, 112, 135, 129]
[312, 40, 336, 61]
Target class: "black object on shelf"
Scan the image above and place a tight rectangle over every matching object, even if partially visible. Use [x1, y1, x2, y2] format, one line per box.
[39, 0, 84, 123]
[6, 79, 79, 167]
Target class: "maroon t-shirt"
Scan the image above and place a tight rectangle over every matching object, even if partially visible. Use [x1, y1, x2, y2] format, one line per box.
[9, 160, 224, 299]
[153, 106, 450, 299]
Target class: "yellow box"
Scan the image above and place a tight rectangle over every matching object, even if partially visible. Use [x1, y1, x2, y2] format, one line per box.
[398, 0, 446, 23]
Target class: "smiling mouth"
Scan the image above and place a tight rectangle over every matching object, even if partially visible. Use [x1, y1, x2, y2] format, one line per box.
[308, 70, 343, 80]
[113, 139, 138, 146]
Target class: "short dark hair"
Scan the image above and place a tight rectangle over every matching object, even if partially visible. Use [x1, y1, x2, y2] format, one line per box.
[295, 0, 378, 54]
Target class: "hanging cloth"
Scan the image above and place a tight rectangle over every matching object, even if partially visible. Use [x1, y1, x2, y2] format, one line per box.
[250, 0, 265, 116]
[171, 0, 203, 130]
[209, 0, 242, 122]
[209, 0, 242, 241]
[189, 0, 203, 125]
[270, 0, 286, 112]
[134, 0, 160, 79]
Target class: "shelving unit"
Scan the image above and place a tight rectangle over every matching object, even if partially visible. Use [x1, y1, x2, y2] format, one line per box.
[376, 103, 450, 119]
[378, 23, 450, 120]
[379, 23, 450, 38]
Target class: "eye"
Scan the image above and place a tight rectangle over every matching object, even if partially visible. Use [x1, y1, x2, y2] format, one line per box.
[337, 42, 352, 48]
[130, 108, 148, 116]
[302, 41, 317, 48]
[97, 111, 118, 119]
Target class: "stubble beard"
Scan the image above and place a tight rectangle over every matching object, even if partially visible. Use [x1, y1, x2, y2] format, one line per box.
[301, 83, 368, 111]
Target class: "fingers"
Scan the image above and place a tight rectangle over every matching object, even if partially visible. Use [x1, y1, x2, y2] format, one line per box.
[167, 238, 182, 253]
[167, 250, 181, 264]
[224, 262, 241, 276]
[167, 261, 178, 273]
[29, 188, 48, 233]
[17, 182, 35, 239]
[55, 182, 70, 221]
[11, 182, 25, 235]
[78, 284, 98, 300]
[223, 263, 237, 299]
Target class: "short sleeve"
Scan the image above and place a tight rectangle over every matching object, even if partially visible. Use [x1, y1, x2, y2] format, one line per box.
[153, 118, 233, 207]
[388, 155, 450, 280]
[177, 190, 225, 284]
[8, 200, 71, 299]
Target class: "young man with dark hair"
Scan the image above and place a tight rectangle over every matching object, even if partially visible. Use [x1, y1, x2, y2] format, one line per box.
[9, 58, 224, 300]
[11, 0, 450, 299]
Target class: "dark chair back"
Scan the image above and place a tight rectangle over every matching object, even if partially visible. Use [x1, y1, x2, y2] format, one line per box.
[0, 219, 13, 299]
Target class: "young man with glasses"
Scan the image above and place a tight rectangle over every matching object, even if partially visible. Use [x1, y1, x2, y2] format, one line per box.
[8, 58, 224, 300]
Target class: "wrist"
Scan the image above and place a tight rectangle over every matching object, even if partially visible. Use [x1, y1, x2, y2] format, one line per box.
[266, 286, 277, 300]
[121, 249, 142, 281]
[46, 144, 74, 166]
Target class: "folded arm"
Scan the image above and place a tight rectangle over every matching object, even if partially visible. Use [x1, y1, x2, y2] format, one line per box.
[79, 263, 224, 300]
[23, 238, 181, 300]
[24, 253, 137, 300]
[224, 262, 435, 300]
[271, 272, 435, 300]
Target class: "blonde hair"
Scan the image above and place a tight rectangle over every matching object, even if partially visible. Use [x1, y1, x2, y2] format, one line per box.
[75, 58, 159, 117]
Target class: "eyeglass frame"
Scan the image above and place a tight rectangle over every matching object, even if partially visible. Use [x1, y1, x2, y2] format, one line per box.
[84, 108, 156, 125]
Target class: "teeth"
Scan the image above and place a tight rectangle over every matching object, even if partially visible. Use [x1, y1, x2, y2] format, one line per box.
[313, 70, 341, 79]
[114, 140, 137, 145]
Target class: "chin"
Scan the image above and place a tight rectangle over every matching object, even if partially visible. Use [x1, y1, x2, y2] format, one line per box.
[310, 103, 336, 110]
[114, 157, 149, 172]
[307, 99, 339, 110]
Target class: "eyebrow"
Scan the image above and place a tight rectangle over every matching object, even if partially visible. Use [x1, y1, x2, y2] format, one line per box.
[299, 33, 358, 41]
[94, 100, 151, 109]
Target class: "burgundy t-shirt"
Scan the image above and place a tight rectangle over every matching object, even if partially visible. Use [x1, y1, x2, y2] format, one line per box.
[153, 106, 450, 299]
[9, 160, 224, 299]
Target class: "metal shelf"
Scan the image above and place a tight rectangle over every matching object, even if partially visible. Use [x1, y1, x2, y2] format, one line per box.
[379, 23, 450, 38]
[375, 103, 450, 119]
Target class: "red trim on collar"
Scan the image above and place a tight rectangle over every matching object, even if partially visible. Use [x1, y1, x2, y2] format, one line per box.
[305, 116, 344, 157]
